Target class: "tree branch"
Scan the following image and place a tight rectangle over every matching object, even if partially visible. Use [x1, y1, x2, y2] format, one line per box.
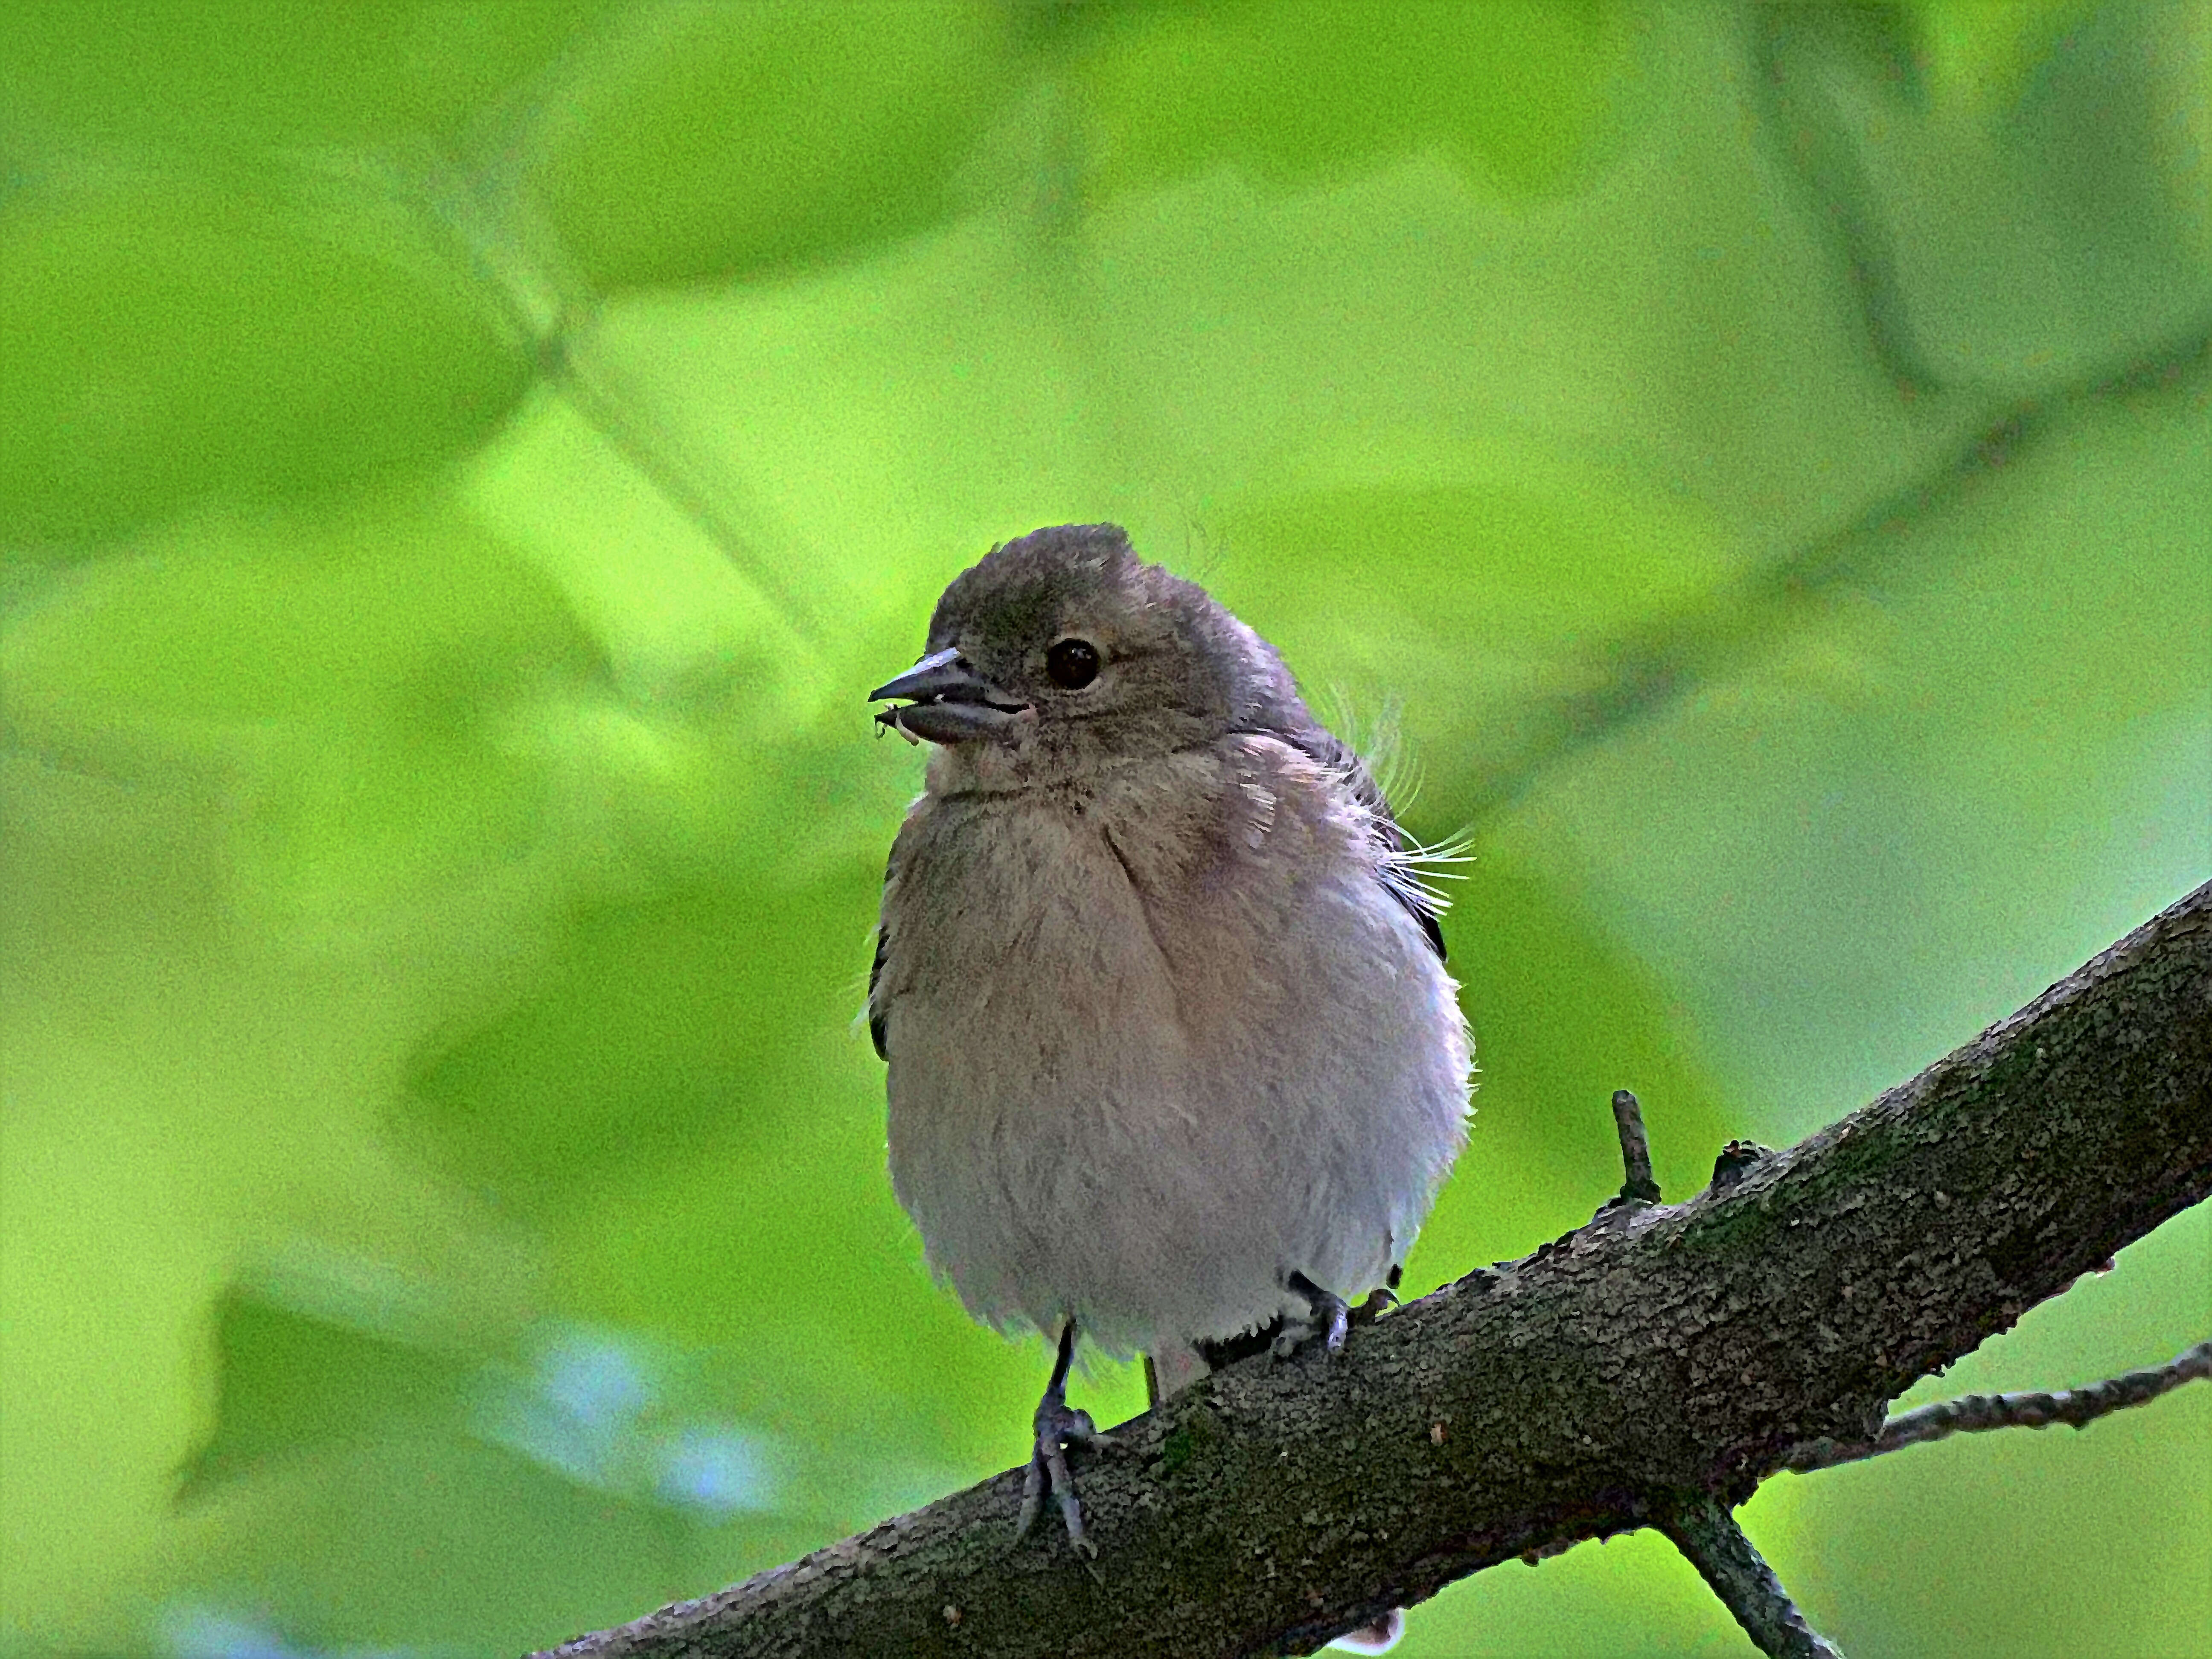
[1658, 1498, 1842, 1659]
[1781, 1339, 2212, 1475]
[533, 882, 2212, 1659]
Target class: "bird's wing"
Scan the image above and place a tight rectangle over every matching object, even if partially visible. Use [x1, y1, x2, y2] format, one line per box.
[866, 924, 890, 1061]
[867, 833, 902, 1062]
[1276, 725, 1449, 963]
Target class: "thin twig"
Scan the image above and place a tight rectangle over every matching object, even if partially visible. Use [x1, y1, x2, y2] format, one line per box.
[1783, 1340, 2212, 1474]
[1659, 1497, 1844, 1659]
[1611, 1088, 1662, 1203]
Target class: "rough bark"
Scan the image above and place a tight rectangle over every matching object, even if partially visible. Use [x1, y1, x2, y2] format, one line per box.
[534, 882, 2212, 1659]
[1658, 1497, 1842, 1659]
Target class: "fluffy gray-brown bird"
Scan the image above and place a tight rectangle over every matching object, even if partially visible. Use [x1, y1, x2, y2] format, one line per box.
[866, 524, 1470, 1646]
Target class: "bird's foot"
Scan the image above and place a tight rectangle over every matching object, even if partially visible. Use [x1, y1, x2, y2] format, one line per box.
[1015, 1394, 1097, 1555]
[1014, 1320, 1097, 1556]
[1278, 1272, 1352, 1357]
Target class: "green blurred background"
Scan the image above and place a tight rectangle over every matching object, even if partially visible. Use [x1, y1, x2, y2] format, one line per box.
[2, 3, 2207, 1654]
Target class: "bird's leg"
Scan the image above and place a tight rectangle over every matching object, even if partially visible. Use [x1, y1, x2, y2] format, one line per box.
[1283, 1271, 1352, 1355]
[1014, 1318, 1097, 1555]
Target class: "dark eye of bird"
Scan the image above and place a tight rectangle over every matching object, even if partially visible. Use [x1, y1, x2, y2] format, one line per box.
[1045, 638, 1100, 690]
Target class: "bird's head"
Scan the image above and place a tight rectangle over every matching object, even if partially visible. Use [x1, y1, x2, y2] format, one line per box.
[869, 524, 1302, 785]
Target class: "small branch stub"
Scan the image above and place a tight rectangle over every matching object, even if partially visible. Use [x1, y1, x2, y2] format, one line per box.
[1709, 1138, 1775, 1192]
[1610, 1088, 1662, 1204]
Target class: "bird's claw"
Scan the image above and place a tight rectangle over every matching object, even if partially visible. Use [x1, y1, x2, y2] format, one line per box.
[1350, 1286, 1398, 1328]
[1286, 1271, 1352, 1354]
[1016, 1396, 1097, 1556]
[1016, 1321, 1097, 1556]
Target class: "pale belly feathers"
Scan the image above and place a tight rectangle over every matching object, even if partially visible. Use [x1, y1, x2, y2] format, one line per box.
[876, 736, 1470, 1359]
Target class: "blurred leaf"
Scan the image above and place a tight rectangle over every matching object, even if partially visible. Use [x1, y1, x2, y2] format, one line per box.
[3, 498, 593, 736]
[179, 1272, 478, 1501]
[1904, 0, 2095, 114]
[1490, 366, 2212, 1134]
[1761, 0, 2212, 392]
[1204, 467, 1746, 804]
[525, 0, 1025, 289]
[203, 1431, 811, 1658]
[0, 174, 533, 548]
[1, 494, 605, 917]
[1077, 0, 1639, 201]
[401, 870, 875, 1200]
[171, 1290, 860, 1654]
[2171, 0, 2212, 268]
[183, 1266, 798, 1528]
[0, 2, 615, 147]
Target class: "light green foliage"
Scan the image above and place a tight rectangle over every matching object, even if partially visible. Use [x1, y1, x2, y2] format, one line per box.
[1074, 0, 1639, 199]
[1764, 0, 2212, 389]
[0, 180, 532, 545]
[2, 4, 2206, 1656]
[0, 4, 616, 146]
[525, 0, 1028, 287]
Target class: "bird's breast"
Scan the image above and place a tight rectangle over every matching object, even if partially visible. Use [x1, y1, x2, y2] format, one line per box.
[890, 786, 1191, 1059]
[877, 747, 1467, 1350]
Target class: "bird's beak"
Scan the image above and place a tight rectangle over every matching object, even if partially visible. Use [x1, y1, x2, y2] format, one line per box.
[868, 647, 1031, 745]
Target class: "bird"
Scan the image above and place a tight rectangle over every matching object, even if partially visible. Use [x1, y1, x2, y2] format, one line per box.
[864, 524, 1471, 1647]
